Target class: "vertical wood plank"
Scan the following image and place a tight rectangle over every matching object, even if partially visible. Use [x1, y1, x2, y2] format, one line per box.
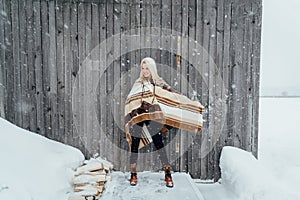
[242, 2, 252, 153]
[106, 0, 114, 166]
[180, 0, 189, 173]
[63, 2, 72, 145]
[170, 0, 182, 171]
[113, 0, 121, 169]
[214, 0, 225, 181]
[49, 0, 58, 140]
[160, 0, 171, 79]
[78, 2, 86, 154]
[140, 0, 152, 171]
[187, 0, 197, 177]
[200, 0, 211, 179]
[19, 0, 29, 129]
[120, 0, 131, 171]
[193, 0, 204, 179]
[0, 0, 6, 118]
[85, 3, 92, 156]
[150, 0, 161, 63]
[91, 2, 100, 157]
[99, 1, 108, 166]
[4, 0, 14, 122]
[12, 0, 22, 127]
[56, 1, 65, 143]
[140, 0, 151, 59]
[231, 0, 243, 149]
[151, 0, 162, 171]
[207, 0, 217, 179]
[129, 0, 141, 87]
[33, 0, 45, 136]
[223, 0, 233, 148]
[84, 3, 93, 156]
[26, 0, 37, 132]
[41, 0, 51, 138]
[70, 2, 79, 149]
[251, 1, 262, 158]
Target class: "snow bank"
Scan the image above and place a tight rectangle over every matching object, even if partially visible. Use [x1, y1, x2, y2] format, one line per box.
[220, 146, 300, 200]
[0, 118, 85, 200]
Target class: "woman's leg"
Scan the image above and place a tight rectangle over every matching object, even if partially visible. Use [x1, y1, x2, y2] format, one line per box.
[151, 133, 169, 167]
[152, 131, 174, 187]
[129, 124, 143, 186]
[130, 135, 140, 166]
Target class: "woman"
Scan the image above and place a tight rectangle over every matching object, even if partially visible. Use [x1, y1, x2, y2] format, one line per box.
[124, 57, 204, 187]
[125, 57, 175, 187]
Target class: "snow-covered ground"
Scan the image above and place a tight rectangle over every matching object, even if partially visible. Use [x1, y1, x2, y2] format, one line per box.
[0, 118, 85, 200]
[1, 97, 299, 200]
[102, 171, 205, 200]
[196, 98, 300, 200]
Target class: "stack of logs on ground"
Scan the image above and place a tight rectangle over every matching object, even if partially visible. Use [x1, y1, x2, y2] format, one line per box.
[68, 158, 113, 200]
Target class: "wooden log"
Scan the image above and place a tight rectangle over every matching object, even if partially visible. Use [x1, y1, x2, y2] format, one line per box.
[75, 162, 104, 175]
[74, 184, 104, 193]
[75, 170, 106, 177]
[73, 174, 106, 185]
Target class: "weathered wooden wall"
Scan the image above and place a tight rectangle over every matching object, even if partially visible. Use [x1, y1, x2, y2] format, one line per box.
[0, 0, 262, 180]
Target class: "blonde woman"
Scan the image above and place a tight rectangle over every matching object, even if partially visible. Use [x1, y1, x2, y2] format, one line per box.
[124, 57, 175, 187]
[125, 57, 204, 187]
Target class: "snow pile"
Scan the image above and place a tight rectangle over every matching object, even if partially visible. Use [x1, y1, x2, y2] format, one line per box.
[220, 146, 300, 200]
[0, 118, 85, 200]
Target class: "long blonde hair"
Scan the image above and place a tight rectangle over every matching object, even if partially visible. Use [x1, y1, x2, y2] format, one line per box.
[137, 57, 166, 85]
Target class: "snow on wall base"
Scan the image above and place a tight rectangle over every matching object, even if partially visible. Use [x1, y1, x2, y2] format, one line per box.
[0, 118, 85, 200]
[219, 146, 299, 200]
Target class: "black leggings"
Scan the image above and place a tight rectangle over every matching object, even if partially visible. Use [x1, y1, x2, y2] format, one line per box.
[130, 121, 169, 167]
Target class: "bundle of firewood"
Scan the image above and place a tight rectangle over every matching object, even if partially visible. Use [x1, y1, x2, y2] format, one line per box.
[68, 157, 113, 200]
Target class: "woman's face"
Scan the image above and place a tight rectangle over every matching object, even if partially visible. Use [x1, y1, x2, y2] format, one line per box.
[142, 63, 151, 78]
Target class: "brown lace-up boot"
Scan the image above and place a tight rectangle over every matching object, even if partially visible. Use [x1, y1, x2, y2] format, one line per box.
[163, 165, 174, 188]
[130, 163, 138, 186]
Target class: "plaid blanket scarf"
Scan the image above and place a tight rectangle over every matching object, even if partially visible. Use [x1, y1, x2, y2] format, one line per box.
[125, 81, 205, 149]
